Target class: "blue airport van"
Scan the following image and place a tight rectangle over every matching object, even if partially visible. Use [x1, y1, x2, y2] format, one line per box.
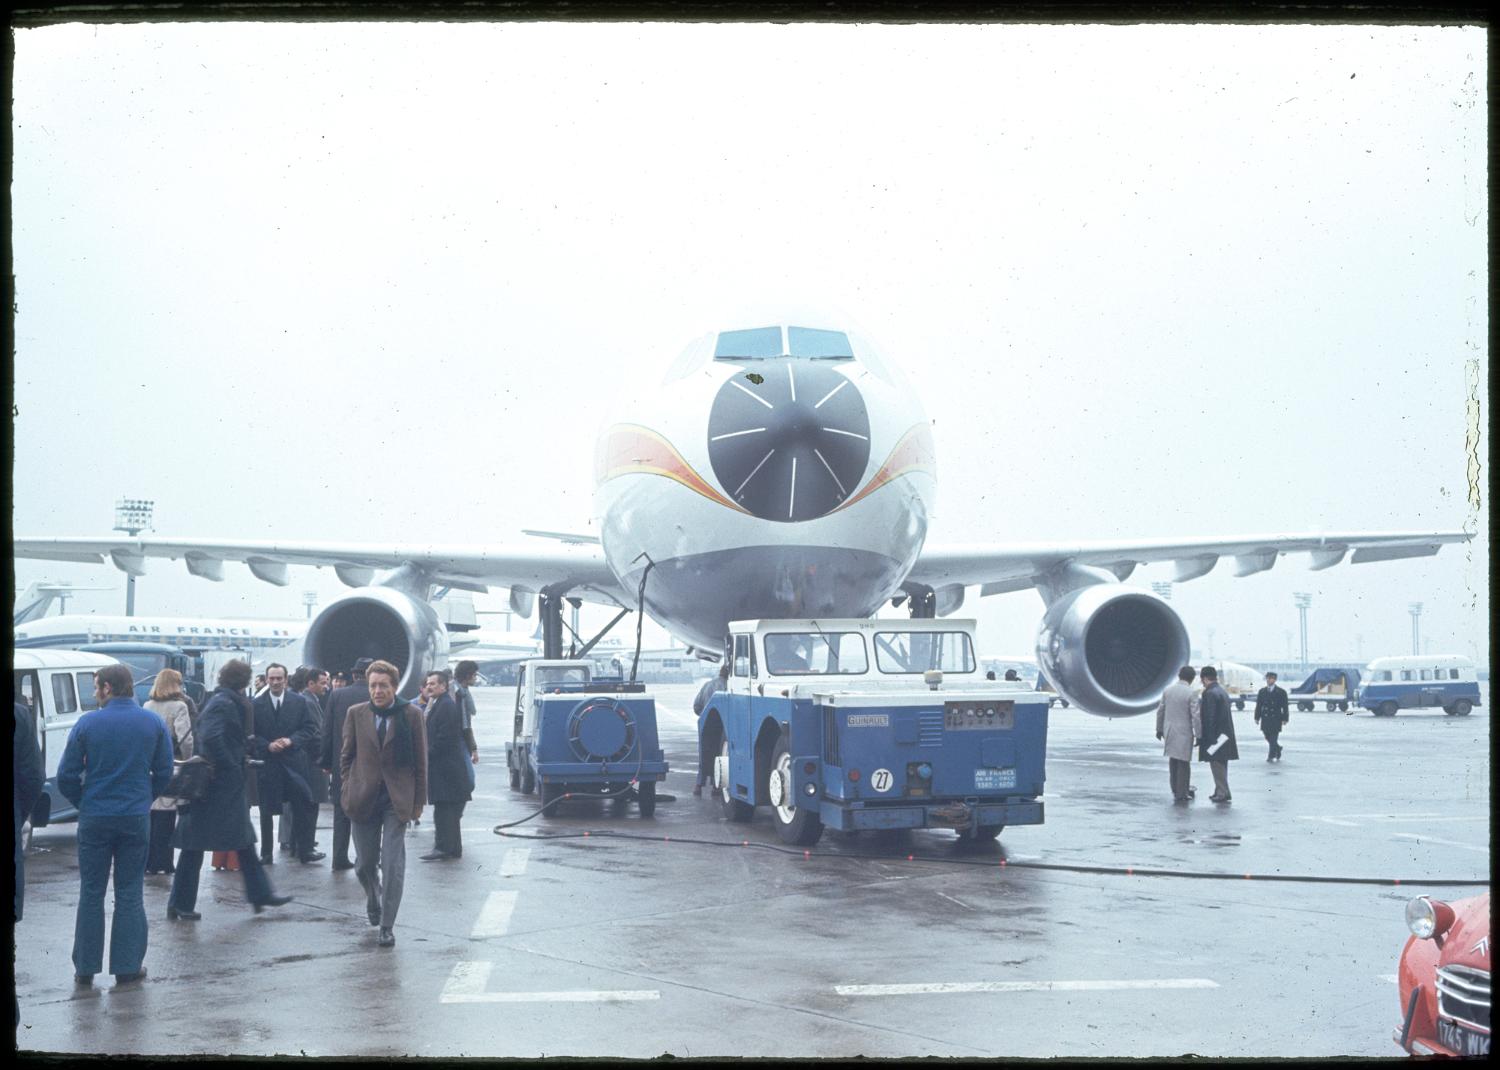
[1358, 655, 1481, 716]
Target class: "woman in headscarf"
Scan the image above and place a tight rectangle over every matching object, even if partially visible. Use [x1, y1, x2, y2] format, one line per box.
[143, 669, 194, 874]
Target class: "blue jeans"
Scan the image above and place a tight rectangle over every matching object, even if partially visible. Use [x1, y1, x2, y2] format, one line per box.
[72, 814, 150, 978]
[170, 848, 273, 912]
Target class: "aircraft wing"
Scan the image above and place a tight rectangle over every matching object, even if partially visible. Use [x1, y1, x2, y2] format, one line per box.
[12, 536, 633, 607]
[907, 531, 1473, 598]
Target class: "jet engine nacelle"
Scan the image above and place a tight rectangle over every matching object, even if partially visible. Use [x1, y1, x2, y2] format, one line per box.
[1035, 585, 1190, 717]
[304, 587, 449, 700]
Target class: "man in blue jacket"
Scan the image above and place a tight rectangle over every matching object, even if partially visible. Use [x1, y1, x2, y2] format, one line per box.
[57, 662, 175, 987]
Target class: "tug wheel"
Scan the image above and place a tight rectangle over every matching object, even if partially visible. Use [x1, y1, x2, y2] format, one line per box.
[637, 781, 657, 817]
[716, 738, 754, 823]
[767, 734, 823, 846]
[540, 782, 565, 810]
[969, 825, 1003, 841]
[508, 763, 520, 791]
[521, 764, 536, 795]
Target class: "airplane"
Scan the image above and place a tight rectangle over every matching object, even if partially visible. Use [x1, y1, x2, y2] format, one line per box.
[13, 611, 308, 654]
[13, 581, 113, 626]
[14, 322, 1470, 710]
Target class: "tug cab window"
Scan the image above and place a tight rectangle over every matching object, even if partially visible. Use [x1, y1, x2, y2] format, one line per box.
[715, 327, 783, 360]
[732, 635, 756, 678]
[787, 327, 853, 359]
[763, 632, 867, 676]
[874, 631, 977, 674]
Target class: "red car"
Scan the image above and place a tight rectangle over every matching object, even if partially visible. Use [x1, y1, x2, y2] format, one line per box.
[1394, 891, 1491, 1056]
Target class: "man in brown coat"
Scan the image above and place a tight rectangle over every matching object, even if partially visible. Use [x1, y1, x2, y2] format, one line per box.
[340, 660, 426, 947]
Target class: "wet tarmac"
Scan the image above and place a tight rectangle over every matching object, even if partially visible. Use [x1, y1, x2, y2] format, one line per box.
[14, 682, 1490, 1058]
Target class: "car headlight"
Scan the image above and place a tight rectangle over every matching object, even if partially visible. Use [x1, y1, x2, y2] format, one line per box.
[1405, 896, 1457, 940]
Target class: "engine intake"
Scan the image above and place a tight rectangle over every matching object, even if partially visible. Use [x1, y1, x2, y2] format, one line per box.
[304, 587, 449, 700]
[1035, 586, 1190, 717]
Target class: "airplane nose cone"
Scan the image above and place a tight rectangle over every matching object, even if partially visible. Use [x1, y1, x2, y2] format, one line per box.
[707, 360, 870, 522]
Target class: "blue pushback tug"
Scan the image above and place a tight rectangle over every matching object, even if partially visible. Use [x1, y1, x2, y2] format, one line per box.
[506, 660, 669, 815]
[697, 618, 1050, 846]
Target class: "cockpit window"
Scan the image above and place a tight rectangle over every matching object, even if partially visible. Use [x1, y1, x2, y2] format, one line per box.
[788, 327, 853, 359]
[715, 327, 783, 360]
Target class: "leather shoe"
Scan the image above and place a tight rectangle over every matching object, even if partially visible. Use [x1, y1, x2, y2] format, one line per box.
[377, 928, 396, 947]
[252, 893, 293, 914]
[367, 906, 381, 926]
[332, 860, 355, 871]
[113, 968, 148, 985]
[299, 851, 327, 864]
[166, 905, 201, 921]
[74, 974, 94, 987]
[419, 850, 453, 861]
[259, 854, 274, 866]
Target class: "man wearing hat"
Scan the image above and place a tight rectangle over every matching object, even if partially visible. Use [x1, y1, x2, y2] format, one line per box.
[319, 658, 372, 871]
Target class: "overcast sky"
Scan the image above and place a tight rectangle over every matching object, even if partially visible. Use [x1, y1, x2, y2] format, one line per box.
[11, 21, 1489, 667]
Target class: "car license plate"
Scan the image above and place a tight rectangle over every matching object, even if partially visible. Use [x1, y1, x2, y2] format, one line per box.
[1437, 1018, 1491, 1056]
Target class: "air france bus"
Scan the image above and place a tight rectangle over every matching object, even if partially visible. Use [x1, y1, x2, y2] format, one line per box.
[1358, 655, 1481, 717]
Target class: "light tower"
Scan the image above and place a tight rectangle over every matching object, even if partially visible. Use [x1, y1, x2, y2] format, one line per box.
[113, 498, 155, 616]
[1293, 592, 1313, 671]
[1408, 602, 1423, 656]
[302, 591, 318, 620]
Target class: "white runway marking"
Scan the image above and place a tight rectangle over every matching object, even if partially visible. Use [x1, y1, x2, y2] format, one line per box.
[1391, 833, 1489, 853]
[471, 891, 519, 938]
[441, 961, 660, 1004]
[836, 979, 1219, 997]
[500, 848, 532, 876]
[1381, 975, 1400, 984]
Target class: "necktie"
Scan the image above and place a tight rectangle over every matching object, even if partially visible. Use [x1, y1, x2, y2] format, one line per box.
[377, 713, 388, 746]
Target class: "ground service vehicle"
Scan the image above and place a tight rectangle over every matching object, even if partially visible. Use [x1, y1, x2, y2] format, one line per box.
[1394, 891, 1491, 1056]
[700, 618, 1048, 846]
[506, 660, 668, 815]
[1360, 655, 1481, 717]
[1287, 667, 1361, 712]
[12, 649, 123, 827]
[78, 641, 209, 707]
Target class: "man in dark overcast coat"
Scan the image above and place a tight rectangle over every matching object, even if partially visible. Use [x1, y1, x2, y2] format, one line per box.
[1197, 666, 1239, 803]
[320, 658, 372, 870]
[251, 664, 323, 864]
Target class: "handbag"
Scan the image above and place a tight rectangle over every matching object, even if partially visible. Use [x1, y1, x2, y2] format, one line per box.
[165, 755, 215, 802]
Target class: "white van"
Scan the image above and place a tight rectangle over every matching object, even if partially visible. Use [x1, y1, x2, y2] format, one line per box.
[12, 649, 123, 825]
[1358, 654, 1482, 717]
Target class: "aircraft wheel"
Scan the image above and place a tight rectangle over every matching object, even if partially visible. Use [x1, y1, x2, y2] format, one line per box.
[767, 734, 822, 846]
[716, 738, 754, 823]
[1375, 701, 1398, 718]
[637, 781, 657, 817]
[1452, 699, 1473, 716]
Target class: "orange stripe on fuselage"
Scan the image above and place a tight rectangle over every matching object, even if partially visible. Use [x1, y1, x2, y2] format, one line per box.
[832, 423, 936, 512]
[595, 424, 749, 513]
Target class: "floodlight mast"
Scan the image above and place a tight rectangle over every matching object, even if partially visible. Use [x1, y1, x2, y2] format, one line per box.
[112, 498, 155, 616]
[1293, 592, 1313, 671]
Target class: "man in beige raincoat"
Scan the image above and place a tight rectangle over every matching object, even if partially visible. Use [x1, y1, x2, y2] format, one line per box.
[1155, 666, 1201, 803]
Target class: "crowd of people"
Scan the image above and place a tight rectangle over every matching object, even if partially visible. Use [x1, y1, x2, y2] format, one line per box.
[14, 655, 483, 987]
[1156, 666, 1290, 803]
